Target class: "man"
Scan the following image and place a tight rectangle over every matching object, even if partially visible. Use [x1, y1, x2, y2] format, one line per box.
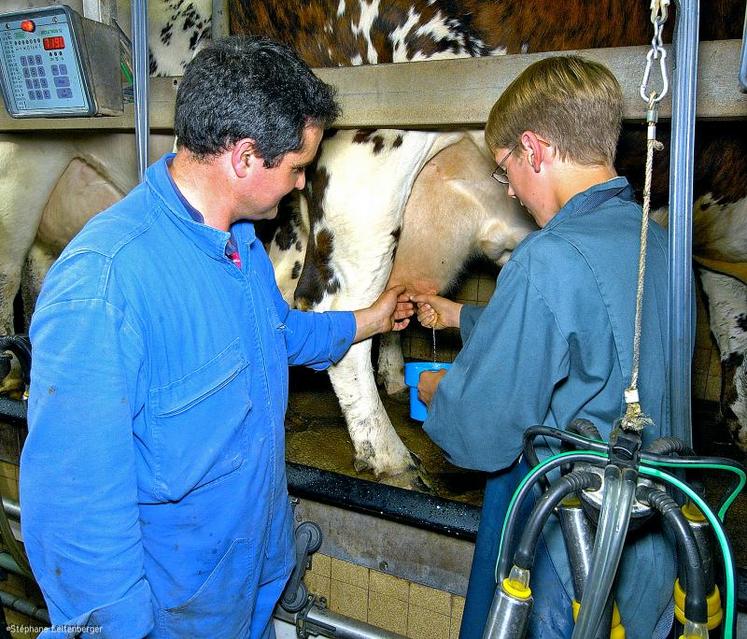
[20, 37, 413, 638]
[412, 56, 675, 638]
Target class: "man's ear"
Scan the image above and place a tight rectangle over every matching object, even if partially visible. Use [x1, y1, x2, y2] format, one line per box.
[231, 138, 260, 178]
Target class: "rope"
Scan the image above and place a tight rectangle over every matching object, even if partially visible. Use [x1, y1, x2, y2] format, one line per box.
[619, 1, 670, 434]
[619, 104, 663, 434]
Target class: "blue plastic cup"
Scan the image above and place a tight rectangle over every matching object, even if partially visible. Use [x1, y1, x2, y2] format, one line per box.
[404, 361, 452, 421]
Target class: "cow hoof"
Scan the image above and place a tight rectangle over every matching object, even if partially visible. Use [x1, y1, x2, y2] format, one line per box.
[353, 456, 373, 473]
[380, 467, 434, 493]
[379, 453, 434, 492]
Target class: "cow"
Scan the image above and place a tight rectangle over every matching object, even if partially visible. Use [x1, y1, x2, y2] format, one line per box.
[274, 128, 534, 483]
[1, 0, 745, 489]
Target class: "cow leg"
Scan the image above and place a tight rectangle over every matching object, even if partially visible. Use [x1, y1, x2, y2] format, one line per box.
[698, 268, 747, 452]
[21, 241, 58, 329]
[377, 332, 407, 395]
[327, 340, 427, 489]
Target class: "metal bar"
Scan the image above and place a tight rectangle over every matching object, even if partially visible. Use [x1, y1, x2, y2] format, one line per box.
[211, 0, 229, 40]
[2, 497, 20, 521]
[0, 551, 22, 575]
[275, 603, 408, 639]
[740, 3, 747, 91]
[131, 0, 149, 181]
[82, 0, 116, 25]
[1, 40, 744, 131]
[0, 590, 49, 624]
[287, 463, 480, 540]
[667, 1, 700, 448]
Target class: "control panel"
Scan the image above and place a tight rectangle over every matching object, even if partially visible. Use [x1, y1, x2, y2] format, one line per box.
[0, 5, 122, 118]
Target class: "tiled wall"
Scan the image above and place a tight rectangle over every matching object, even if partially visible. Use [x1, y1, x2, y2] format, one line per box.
[304, 553, 465, 639]
[401, 259, 498, 364]
[402, 260, 722, 403]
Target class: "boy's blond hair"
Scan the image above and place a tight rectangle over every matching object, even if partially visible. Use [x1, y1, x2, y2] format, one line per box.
[486, 55, 623, 166]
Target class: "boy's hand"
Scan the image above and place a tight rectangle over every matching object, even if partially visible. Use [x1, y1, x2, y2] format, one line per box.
[417, 368, 448, 406]
[410, 294, 462, 330]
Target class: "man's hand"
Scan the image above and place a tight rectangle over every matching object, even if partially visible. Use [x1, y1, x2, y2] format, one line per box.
[410, 294, 462, 330]
[417, 368, 448, 406]
[353, 285, 415, 342]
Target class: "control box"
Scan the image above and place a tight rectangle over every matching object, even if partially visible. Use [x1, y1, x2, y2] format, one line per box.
[0, 5, 122, 117]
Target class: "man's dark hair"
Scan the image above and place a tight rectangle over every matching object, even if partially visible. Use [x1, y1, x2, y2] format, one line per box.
[174, 36, 341, 166]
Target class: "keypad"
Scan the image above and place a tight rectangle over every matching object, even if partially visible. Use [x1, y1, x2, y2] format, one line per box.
[3, 23, 76, 107]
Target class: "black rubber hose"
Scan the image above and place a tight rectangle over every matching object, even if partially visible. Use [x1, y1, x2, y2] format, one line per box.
[637, 486, 707, 624]
[523, 426, 745, 517]
[497, 452, 607, 582]
[522, 425, 608, 492]
[523, 426, 609, 459]
[513, 471, 602, 570]
[641, 455, 746, 520]
[0, 335, 32, 387]
[644, 437, 695, 457]
[567, 418, 603, 441]
[560, 419, 604, 478]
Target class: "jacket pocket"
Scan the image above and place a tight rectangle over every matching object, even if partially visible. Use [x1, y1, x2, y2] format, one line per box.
[157, 538, 256, 638]
[150, 338, 251, 501]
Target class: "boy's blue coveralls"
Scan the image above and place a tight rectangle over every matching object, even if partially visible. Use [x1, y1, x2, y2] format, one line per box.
[20, 154, 356, 639]
[424, 178, 677, 639]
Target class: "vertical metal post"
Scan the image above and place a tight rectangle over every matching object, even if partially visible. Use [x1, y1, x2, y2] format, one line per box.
[739, 7, 747, 92]
[212, 0, 230, 40]
[81, 0, 116, 25]
[131, 0, 149, 183]
[668, 0, 699, 447]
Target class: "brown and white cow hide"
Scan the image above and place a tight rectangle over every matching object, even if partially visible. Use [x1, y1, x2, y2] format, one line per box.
[269, 128, 534, 481]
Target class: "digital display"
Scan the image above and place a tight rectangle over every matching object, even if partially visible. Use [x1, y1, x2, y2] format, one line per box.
[43, 36, 65, 51]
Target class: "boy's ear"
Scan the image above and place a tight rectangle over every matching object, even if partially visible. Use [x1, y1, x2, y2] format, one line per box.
[521, 131, 547, 172]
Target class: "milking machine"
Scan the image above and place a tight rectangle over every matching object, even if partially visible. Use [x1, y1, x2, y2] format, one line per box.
[482, 419, 744, 639]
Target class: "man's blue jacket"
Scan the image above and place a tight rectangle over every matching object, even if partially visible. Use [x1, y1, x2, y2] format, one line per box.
[20, 154, 355, 638]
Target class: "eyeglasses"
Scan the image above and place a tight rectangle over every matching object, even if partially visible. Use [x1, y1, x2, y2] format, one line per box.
[491, 144, 518, 184]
